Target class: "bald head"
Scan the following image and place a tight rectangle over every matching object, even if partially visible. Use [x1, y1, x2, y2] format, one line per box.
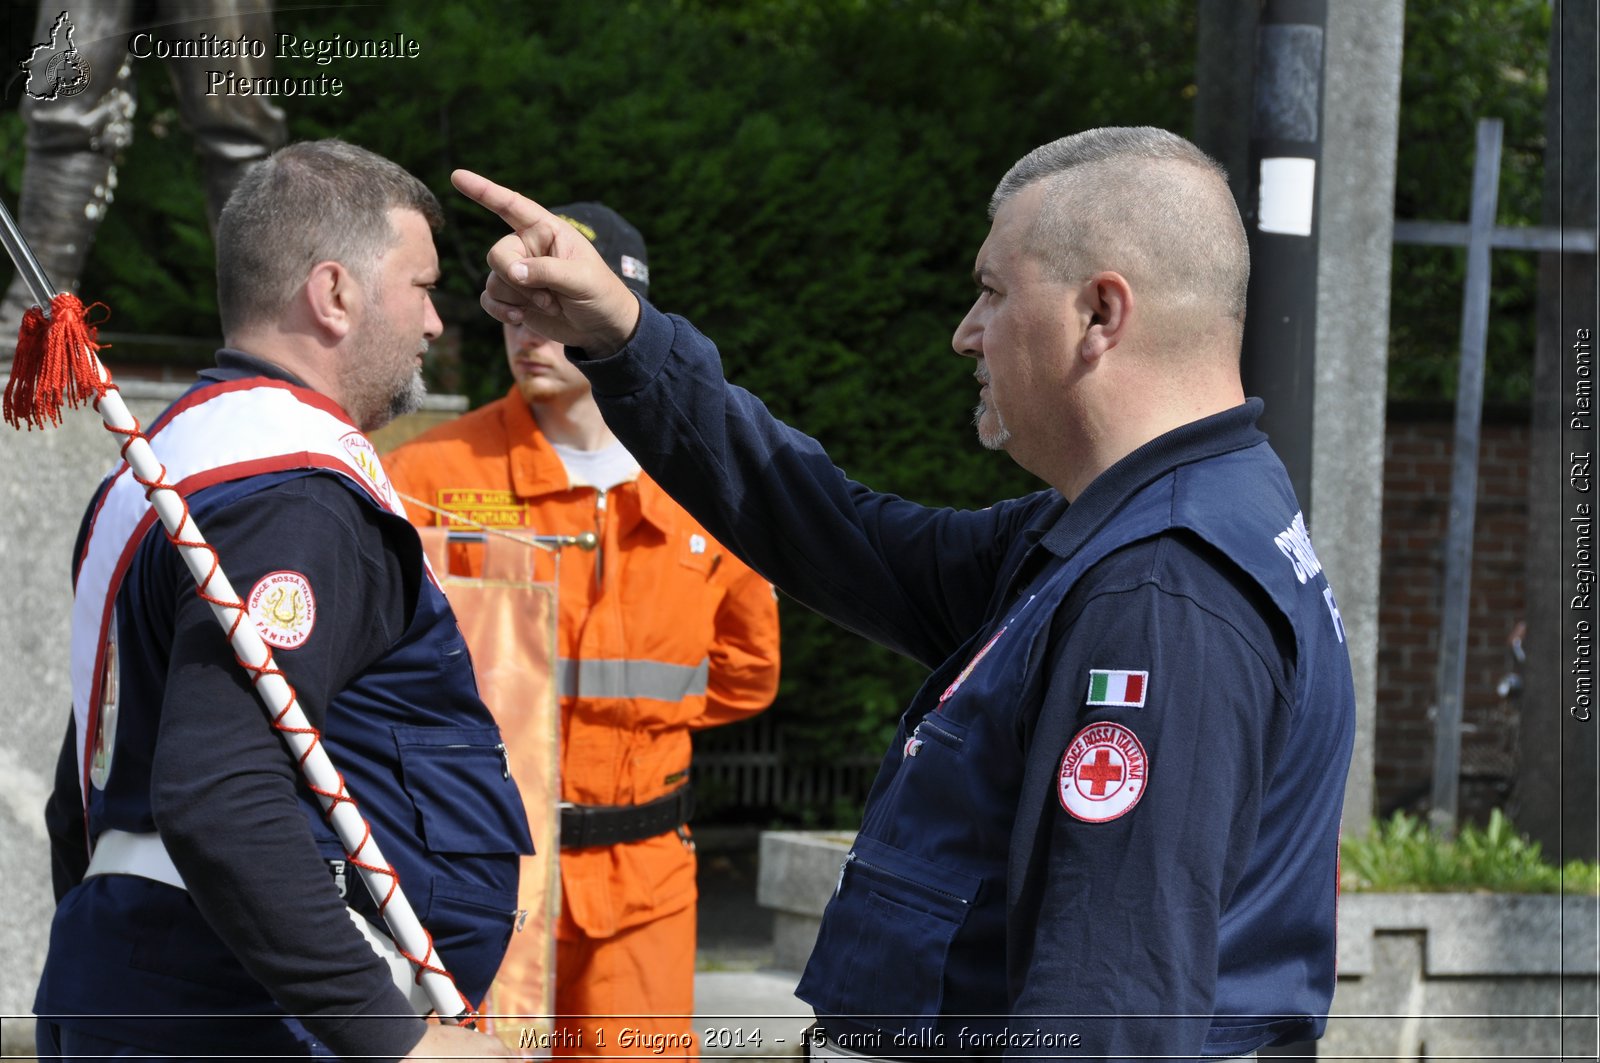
[992, 127, 1249, 346]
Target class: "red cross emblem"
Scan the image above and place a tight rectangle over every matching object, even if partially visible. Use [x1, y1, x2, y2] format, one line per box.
[1076, 748, 1124, 796]
[1058, 722, 1148, 823]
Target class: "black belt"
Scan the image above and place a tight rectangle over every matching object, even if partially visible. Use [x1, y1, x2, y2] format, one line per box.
[558, 785, 694, 849]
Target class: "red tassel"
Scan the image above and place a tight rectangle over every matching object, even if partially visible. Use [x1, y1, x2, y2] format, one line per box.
[3, 292, 109, 430]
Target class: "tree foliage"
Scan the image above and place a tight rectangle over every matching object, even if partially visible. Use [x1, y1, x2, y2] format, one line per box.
[1388, 0, 1551, 404]
[3, 0, 1195, 806]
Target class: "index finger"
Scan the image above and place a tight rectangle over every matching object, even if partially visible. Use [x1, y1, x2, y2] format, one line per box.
[450, 169, 555, 233]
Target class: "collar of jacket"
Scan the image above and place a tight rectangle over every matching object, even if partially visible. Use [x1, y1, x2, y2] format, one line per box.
[1001, 399, 1270, 600]
[202, 347, 310, 388]
[1037, 397, 1269, 561]
[499, 387, 677, 535]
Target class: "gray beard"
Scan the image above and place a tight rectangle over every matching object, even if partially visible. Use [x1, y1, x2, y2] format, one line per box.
[974, 403, 1012, 451]
[383, 367, 427, 426]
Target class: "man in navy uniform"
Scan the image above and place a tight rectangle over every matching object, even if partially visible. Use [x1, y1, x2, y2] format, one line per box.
[35, 140, 527, 1060]
[454, 126, 1357, 1060]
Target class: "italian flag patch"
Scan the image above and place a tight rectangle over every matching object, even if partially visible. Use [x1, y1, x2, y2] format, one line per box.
[1086, 669, 1148, 707]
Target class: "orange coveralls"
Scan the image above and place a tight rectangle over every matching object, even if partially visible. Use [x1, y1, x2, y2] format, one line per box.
[385, 390, 780, 1053]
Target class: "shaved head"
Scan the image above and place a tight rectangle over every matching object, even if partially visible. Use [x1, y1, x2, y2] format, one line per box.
[991, 127, 1249, 344]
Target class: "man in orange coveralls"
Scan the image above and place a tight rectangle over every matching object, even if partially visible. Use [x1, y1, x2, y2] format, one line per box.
[384, 203, 780, 1056]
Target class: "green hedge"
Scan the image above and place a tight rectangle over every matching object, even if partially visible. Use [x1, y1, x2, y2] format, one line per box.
[1342, 811, 1600, 894]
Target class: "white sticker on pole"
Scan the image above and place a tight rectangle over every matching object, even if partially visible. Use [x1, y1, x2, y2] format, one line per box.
[1258, 157, 1317, 237]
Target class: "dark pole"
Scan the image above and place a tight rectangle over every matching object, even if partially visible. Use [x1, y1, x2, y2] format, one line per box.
[1193, 0, 1258, 208]
[1240, 0, 1328, 519]
[1520, 0, 1599, 863]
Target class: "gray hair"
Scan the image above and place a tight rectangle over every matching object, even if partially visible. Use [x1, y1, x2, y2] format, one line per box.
[215, 139, 443, 334]
[991, 127, 1249, 327]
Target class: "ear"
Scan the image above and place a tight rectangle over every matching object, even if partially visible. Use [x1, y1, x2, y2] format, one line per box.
[1079, 271, 1133, 364]
[304, 260, 359, 340]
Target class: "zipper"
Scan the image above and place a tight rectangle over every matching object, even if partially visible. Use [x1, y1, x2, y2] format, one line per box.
[593, 488, 608, 591]
[834, 851, 854, 897]
[429, 741, 511, 779]
[850, 851, 970, 906]
[904, 717, 963, 759]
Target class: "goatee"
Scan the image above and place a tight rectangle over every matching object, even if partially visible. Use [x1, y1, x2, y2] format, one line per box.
[385, 367, 427, 425]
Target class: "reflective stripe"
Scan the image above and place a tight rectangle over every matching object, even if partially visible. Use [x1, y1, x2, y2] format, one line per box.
[556, 657, 709, 701]
[86, 829, 186, 890]
[84, 831, 430, 1014]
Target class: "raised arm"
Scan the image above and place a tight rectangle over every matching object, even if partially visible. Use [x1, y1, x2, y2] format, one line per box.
[451, 171, 1049, 667]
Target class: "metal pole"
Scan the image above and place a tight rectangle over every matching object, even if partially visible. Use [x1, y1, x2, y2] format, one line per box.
[0, 196, 60, 312]
[1240, 0, 1329, 518]
[1429, 118, 1504, 837]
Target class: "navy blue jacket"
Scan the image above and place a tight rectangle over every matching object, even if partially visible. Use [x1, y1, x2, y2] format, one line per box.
[37, 356, 533, 1059]
[579, 305, 1357, 1060]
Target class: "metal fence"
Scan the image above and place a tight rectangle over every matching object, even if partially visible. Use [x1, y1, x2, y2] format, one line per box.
[693, 715, 879, 814]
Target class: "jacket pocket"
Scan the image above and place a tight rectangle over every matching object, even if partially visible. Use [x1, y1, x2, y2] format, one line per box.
[422, 874, 520, 1005]
[392, 725, 534, 856]
[797, 835, 981, 1027]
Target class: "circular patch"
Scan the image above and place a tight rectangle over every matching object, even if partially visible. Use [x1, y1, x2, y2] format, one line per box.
[247, 570, 317, 650]
[1057, 722, 1148, 823]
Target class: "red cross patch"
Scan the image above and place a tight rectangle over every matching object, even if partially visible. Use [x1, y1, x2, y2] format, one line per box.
[1057, 721, 1148, 822]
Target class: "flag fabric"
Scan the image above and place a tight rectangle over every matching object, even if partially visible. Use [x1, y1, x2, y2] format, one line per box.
[1086, 669, 1148, 707]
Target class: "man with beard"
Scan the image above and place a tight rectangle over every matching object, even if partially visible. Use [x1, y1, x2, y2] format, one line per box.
[34, 139, 527, 1060]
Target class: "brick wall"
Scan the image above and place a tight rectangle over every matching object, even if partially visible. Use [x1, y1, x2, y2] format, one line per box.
[1375, 403, 1529, 824]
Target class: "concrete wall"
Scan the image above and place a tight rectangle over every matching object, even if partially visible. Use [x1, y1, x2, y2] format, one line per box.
[1325, 893, 1599, 1061]
[1312, 0, 1406, 839]
[756, 830, 856, 974]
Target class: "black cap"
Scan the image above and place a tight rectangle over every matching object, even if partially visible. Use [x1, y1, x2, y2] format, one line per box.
[552, 202, 649, 297]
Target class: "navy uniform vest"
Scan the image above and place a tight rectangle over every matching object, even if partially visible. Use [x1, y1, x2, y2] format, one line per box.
[796, 440, 1355, 1054]
[39, 379, 533, 1048]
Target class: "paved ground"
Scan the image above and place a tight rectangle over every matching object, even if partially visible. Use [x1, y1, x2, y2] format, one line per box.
[693, 832, 811, 1057]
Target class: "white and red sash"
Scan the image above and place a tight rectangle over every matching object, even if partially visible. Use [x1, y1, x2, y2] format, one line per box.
[69, 379, 408, 806]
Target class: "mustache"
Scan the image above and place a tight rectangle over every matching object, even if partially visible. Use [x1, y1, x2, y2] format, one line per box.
[973, 363, 991, 385]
